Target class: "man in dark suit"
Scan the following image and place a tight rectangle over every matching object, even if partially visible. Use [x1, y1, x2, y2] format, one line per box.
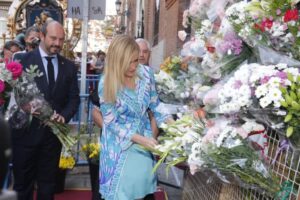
[11, 20, 80, 200]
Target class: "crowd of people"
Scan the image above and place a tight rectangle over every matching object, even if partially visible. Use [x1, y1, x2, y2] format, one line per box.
[0, 15, 171, 200]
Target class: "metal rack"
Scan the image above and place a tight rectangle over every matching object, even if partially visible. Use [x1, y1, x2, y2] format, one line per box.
[181, 130, 300, 200]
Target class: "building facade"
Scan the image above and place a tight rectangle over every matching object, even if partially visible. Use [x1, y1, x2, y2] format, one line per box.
[118, 0, 190, 67]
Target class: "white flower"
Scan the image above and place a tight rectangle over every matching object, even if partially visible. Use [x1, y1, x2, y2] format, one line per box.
[268, 77, 281, 86]
[267, 88, 283, 101]
[259, 96, 272, 108]
[255, 85, 268, 98]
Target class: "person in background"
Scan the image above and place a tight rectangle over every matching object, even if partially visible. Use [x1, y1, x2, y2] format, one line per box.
[91, 50, 106, 74]
[136, 38, 159, 140]
[13, 26, 40, 61]
[10, 20, 80, 200]
[0, 40, 23, 62]
[98, 35, 172, 200]
[136, 38, 151, 66]
[24, 26, 40, 52]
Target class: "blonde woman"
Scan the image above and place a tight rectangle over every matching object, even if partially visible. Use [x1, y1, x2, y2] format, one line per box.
[98, 35, 171, 199]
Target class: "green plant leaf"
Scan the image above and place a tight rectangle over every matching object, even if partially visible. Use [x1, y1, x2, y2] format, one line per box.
[284, 113, 292, 122]
[286, 126, 294, 137]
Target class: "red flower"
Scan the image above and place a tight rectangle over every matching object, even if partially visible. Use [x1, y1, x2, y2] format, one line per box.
[254, 23, 265, 32]
[6, 62, 23, 79]
[0, 80, 5, 93]
[261, 18, 273, 29]
[206, 46, 215, 53]
[284, 9, 299, 22]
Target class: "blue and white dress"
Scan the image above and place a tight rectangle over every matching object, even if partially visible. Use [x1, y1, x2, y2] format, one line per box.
[98, 65, 169, 200]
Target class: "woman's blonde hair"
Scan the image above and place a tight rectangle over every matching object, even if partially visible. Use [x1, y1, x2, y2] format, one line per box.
[103, 35, 139, 103]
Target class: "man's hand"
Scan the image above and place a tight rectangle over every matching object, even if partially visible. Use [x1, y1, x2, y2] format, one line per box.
[51, 111, 65, 123]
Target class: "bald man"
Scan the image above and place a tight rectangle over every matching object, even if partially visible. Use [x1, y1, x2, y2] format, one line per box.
[11, 21, 79, 200]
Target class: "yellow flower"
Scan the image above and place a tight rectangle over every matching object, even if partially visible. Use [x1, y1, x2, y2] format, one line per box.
[81, 142, 101, 160]
[59, 155, 76, 169]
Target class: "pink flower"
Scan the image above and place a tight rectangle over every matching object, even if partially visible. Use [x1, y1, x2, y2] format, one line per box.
[236, 127, 248, 139]
[6, 62, 23, 79]
[0, 80, 5, 93]
[203, 86, 221, 106]
[202, 126, 220, 143]
[178, 30, 187, 41]
[276, 9, 281, 15]
[189, 164, 200, 175]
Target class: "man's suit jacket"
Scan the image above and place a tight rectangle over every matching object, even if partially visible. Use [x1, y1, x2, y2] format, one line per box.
[12, 48, 80, 145]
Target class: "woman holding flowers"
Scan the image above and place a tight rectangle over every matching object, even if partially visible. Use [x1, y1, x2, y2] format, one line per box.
[98, 35, 171, 200]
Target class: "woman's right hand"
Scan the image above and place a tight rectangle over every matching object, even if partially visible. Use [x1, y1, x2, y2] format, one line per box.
[131, 134, 158, 149]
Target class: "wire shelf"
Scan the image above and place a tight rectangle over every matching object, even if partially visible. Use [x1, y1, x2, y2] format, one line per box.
[182, 129, 300, 200]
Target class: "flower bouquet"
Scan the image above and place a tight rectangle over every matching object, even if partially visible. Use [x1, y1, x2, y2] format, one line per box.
[78, 124, 101, 164]
[9, 65, 76, 151]
[59, 149, 76, 170]
[81, 142, 100, 164]
[153, 112, 280, 196]
[0, 61, 23, 114]
[155, 56, 211, 107]
[209, 61, 300, 148]
[226, 0, 300, 60]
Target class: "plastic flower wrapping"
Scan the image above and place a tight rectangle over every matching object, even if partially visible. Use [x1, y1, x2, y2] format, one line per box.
[156, 0, 254, 109]
[155, 56, 211, 106]
[0, 61, 23, 114]
[226, 0, 300, 60]
[8, 65, 77, 151]
[152, 112, 279, 196]
[202, 61, 300, 149]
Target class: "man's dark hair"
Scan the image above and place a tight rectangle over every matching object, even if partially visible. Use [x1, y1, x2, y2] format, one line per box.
[25, 26, 40, 39]
[97, 50, 106, 57]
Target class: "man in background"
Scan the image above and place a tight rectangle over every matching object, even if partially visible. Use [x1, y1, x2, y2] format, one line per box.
[136, 38, 151, 66]
[135, 38, 159, 139]
[13, 26, 40, 62]
[24, 26, 40, 52]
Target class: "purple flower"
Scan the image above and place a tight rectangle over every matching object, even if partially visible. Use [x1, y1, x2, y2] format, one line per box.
[276, 71, 287, 79]
[276, 9, 281, 15]
[233, 80, 243, 89]
[260, 76, 270, 84]
[217, 31, 243, 56]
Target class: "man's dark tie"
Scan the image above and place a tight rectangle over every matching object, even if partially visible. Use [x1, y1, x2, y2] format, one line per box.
[45, 56, 55, 91]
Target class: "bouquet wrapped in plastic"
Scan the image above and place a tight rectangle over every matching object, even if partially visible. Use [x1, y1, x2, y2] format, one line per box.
[9, 65, 76, 151]
[152, 112, 280, 196]
[202, 60, 300, 149]
[0, 61, 23, 114]
[226, 0, 300, 60]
